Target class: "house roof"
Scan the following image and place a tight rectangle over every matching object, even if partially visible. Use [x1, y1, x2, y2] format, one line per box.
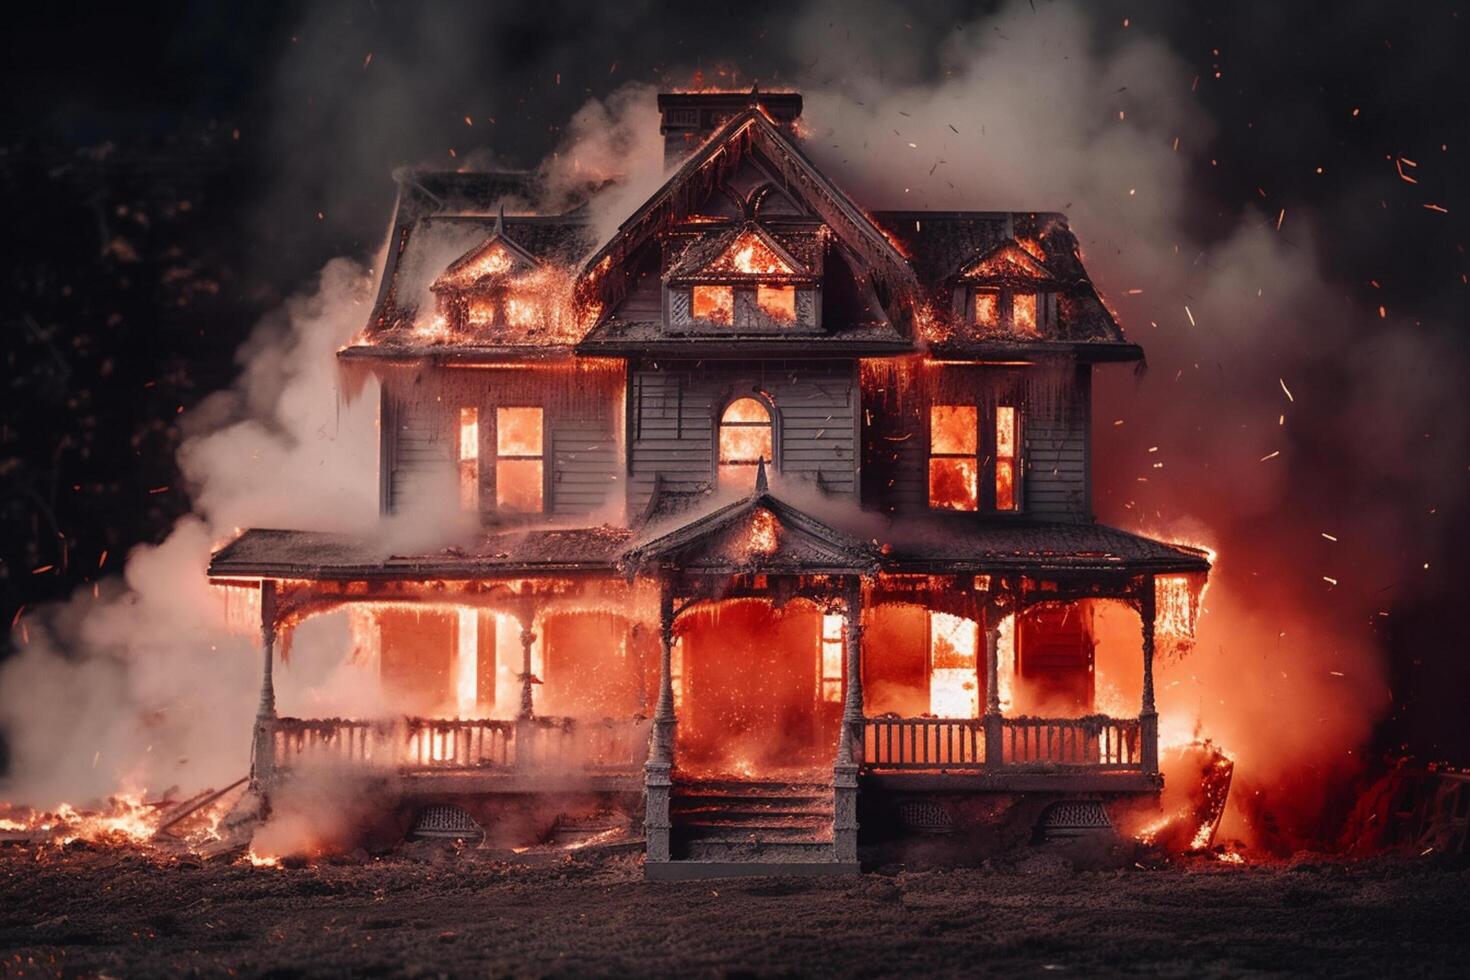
[352, 169, 599, 359]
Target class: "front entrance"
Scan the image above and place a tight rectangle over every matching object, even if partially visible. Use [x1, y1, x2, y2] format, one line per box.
[674, 598, 839, 778]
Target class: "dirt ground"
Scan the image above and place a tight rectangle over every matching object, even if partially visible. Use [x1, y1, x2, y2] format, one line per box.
[0, 844, 1466, 978]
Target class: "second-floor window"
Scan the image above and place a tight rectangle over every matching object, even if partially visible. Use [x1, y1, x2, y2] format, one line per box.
[928, 404, 1023, 512]
[718, 397, 772, 490]
[457, 406, 545, 515]
[970, 287, 1042, 335]
[495, 407, 544, 513]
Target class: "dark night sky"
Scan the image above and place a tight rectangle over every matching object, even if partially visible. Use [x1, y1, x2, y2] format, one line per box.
[2, 1, 1467, 762]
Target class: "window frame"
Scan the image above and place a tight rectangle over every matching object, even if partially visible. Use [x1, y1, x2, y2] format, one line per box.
[926, 402, 1025, 515]
[714, 393, 778, 489]
[458, 404, 549, 520]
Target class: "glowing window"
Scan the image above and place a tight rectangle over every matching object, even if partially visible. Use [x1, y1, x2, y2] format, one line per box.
[757, 285, 796, 324]
[455, 609, 478, 718]
[1012, 292, 1038, 334]
[458, 407, 479, 512]
[972, 288, 1000, 328]
[928, 405, 978, 511]
[692, 285, 734, 324]
[929, 612, 979, 718]
[820, 614, 845, 702]
[718, 397, 772, 489]
[494, 407, 543, 513]
[995, 406, 1020, 511]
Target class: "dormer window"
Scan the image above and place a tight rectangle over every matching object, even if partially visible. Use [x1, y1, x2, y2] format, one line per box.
[692, 285, 734, 324]
[972, 288, 1000, 330]
[968, 287, 1042, 335]
[958, 239, 1055, 337]
[1012, 292, 1038, 334]
[756, 285, 796, 323]
[668, 222, 819, 331]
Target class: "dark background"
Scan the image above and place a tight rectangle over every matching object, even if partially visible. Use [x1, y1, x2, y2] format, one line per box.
[3, 1, 1467, 765]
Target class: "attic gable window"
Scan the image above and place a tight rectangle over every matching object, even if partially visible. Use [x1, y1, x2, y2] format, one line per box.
[756, 285, 796, 323]
[692, 285, 734, 325]
[969, 287, 1042, 335]
[1012, 293, 1038, 334]
[972, 288, 1000, 329]
[718, 397, 773, 489]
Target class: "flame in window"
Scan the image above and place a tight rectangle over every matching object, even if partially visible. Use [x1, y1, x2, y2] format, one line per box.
[995, 405, 1019, 511]
[719, 397, 772, 489]
[929, 405, 978, 511]
[756, 285, 796, 323]
[1012, 292, 1038, 334]
[929, 612, 979, 717]
[495, 407, 543, 513]
[708, 230, 795, 276]
[693, 285, 734, 324]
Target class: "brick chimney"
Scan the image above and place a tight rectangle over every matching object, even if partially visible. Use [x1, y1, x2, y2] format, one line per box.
[657, 87, 803, 169]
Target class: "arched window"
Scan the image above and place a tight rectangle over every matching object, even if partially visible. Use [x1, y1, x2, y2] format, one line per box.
[718, 397, 772, 489]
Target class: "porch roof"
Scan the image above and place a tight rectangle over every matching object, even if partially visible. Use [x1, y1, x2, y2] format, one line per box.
[622, 476, 882, 577]
[208, 525, 631, 580]
[209, 512, 1208, 582]
[877, 516, 1212, 575]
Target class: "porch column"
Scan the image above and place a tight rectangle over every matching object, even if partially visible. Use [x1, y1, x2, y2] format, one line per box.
[644, 576, 677, 864]
[833, 577, 865, 864]
[1139, 578, 1159, 774]
[514, 605, 537, 769]
[250, 580, 279, 792]
[983, 596, 1005, 768]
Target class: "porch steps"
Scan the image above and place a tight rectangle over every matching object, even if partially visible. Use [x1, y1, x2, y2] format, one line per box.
[670, 778, 838, 865]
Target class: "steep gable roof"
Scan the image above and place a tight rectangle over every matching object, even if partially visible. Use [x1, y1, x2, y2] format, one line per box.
[578, 105, 915, 313]
[623, 465, 880, 576]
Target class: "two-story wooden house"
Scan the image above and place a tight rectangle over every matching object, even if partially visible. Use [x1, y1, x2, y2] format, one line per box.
[210, 89, 1210, 877]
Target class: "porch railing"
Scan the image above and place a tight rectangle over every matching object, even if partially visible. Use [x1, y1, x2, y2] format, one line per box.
[1001, 715, 1142, 769]
[863, 714, 1144, 772]
[864, 717, 986, 770]
[269, 716, 649, 775]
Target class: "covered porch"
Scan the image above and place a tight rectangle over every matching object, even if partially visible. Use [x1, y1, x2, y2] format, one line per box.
[209, 527, 659, 797]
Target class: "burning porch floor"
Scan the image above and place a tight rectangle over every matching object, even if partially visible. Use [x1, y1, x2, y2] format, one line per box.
[1, 846, 1466, 977]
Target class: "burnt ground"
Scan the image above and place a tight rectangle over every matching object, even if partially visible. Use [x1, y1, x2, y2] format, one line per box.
[0, 845, 1467, 978]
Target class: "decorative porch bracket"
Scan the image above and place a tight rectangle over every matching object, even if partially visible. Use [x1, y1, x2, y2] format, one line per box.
[514, 602, 539, 770]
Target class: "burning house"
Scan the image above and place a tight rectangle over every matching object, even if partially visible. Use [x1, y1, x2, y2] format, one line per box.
[208, 89, 1211, 877]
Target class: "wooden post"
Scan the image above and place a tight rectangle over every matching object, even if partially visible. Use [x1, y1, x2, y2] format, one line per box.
[982, 595, 1004, 768]
[833, 577, 864, 864]
[644, 576, 677, 865]
[1139, 578, 1159, 774]
[250, 580, 279, 791]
